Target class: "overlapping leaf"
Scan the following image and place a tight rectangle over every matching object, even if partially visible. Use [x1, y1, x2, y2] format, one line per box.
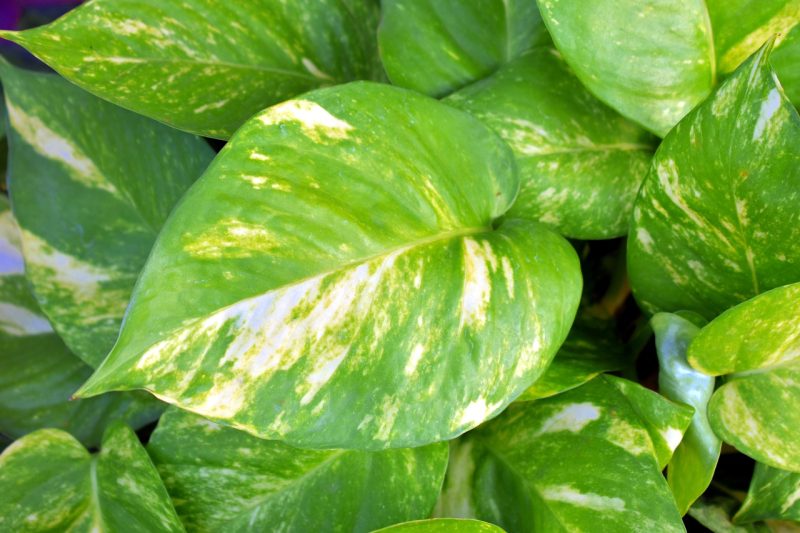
[77, 82, 582, 450]
[435, 376, 692, 531]
[689, 496, 774, 533]
[688, 282, 800, 472]
[0, 423, 183, 532]
[148, 409, 448, 532]
[0, 0, 383, 138]
[446, 48, 654, 239]
[378, 0, 547, 97]
[374, 519, 504, 533]
[773, 24, 800, 105]
[1, 61, 213, 367]
[736, 463, 800, 524]
[628, 42, 800, 318]
[0, 196, 160, 447]
[652, 312, 720, 515]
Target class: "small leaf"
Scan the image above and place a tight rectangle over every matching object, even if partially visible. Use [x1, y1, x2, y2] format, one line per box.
[373, 519, 505, 533]
[0, 195, 161, 447]
[773, 23, 800, 106]
[0, 423, 183, 532]
[0, 0, 382, 138]
[437, 376, 692, 532]
[77, 82, 582, 450]
[652, 312, 721, 515]
[446, 48, 655, 239]
[687, 282, 800, 472]
[689, 496, 773, 533]
[1, 61, 213, 367]
[378, 0, 546, 97]
[736, 462, 800, 523]
[628, 41, 800, 319]
[147, 409, 448, 532]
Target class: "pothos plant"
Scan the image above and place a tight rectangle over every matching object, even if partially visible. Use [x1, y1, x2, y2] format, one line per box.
[0, 0, 798, 532]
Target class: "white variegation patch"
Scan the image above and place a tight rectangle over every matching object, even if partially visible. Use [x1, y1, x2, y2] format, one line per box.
[541, 484, 626, 511]
[259, 100, 353, 142]
[183, 219, 279, 258]
[0, 210, 24, 275]
[535, 402, 601, 435]
[459, 238, 496, 330]
[0, 303, 53, 336]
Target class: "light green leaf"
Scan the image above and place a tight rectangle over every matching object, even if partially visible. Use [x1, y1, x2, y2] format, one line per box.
[1, 61, 213, 368]
[689, 496, 773, 533]
[773, 24, 800, 106]
[515, 315, 626, 401]
[736, 463, 800, 523]
[628, 42, 800, 319]
[537, 0, 716, 136]
[373, 519, 505, 533]
[0, 423, 183, 532]
[378, 0, 546, 97]
[687, 282, 800, 472]
[446, 48, 654, 239]
[147, 408, 448, 532]
[0, 0, 382, 138]
[435, 376, 692, 532]
[76, 82, 582, 450]
[0, 195, 160, 447]
[652, 312, 720, 515]
[707, 0, 800, 74]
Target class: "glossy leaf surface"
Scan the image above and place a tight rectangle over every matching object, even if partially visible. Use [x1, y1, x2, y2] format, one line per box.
[689, 497, 773, 533]
[447, 48, 654, 239]
[1, 61, 213, 367]
[374, 519, 504, 533]
[378, 0, 546, 97]
[688, 282, 800, 472]
[78, 82, 582, 450]
[629, 43, 800, 318]
[0, 196, 160, 447]
[0, 423, 183, 532]
[652, 312, 720, 515]
[148, 409, 448, 532]
[436, 376, 692, 531]
[773, 24, 800, 105]
[0, 0, 382, 138]
[736, 463, 800, 523]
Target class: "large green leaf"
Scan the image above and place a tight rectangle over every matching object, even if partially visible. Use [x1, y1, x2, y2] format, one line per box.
[773, 24, 800, 105]
[1, 61, 213, 367]
[76, 82, 582, 450]
[0, 0, 382, 138]
[0, 423, 183, 532]
[628, 42, 800, 319]
[687, 282, 800, 472]
[0, 196, 160, 447]
[736, 463, 800, 524]
[446, 48, 654, 239]
[147, 408, 448, 532]
[374, 519, 505, 533]
[435, 376, 692, 531]
[652, 312, 720, 515]
[378, 0, 546, 97]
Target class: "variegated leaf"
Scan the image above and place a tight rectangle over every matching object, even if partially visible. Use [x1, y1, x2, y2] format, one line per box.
[515, 315, 626, 401]
[736, 463, 800, 523]
[0, 195, 161, 447]
[687, 282, 800, 472]
[373, 519, 505, 533]
[653, 312, 721, 515]
[1, 60, 213, 367]
[0, 423, 183, 532]
[628, 42, 800, 319]
[434, 376, 692, 531]
[76, 82, 582, 450]
[689, 496, 773, 533]
[0, 0, 382, 138]
[147, 409, 448, 532]
[773, 24, 800, 106]
[446, 48, 654, 239]
[378, 0, 546, 97]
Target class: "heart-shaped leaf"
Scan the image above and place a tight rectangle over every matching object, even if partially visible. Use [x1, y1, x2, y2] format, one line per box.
[628, 42, 800, 319]
[0, 423, 183, 532]
[735, 463, 800, 523]
[374, 519, 505, 533]
[1, 61, 213, 367]
[687, 281, 800, 472]
[435, 376, 692, 531]
[0, 196, 161, 447]
[378, 0, 546, 97]
[76, 82, 582, 450]
[0, 0, 382, 138]
[652, 312, 720, 515]
[147, 408, 448, 532]
[446, 48, 654, 239]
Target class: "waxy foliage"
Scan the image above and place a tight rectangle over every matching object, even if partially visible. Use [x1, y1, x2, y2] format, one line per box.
[0, 0, 799, 532]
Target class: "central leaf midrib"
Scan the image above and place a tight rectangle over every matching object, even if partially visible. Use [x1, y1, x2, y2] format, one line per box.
[700, 0, 718, 87]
